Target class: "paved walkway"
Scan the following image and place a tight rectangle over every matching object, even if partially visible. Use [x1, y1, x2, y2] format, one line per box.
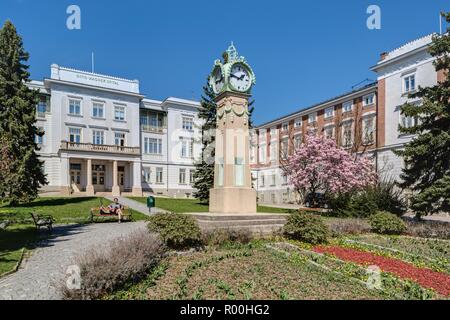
[0, 222, 147, 300]
[104, 195, 169, 215]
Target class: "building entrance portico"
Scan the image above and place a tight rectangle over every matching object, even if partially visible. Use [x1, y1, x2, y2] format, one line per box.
[63, 157, 142, 196]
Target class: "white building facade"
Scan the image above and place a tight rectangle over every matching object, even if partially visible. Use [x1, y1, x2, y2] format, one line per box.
[34, 65, 200, 197]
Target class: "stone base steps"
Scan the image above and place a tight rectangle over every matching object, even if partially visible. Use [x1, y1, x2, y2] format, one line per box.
[190, 213, 289, 235]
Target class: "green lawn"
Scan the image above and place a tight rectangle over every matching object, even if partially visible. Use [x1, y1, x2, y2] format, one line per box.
[0, 196, 148, 225]
[0, 196, 148, 277]
[128, 197, 293, 214]
[0, 225, 38, 276]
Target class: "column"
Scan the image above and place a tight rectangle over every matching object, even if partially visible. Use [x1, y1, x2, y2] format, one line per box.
[60, 156, 71, 195]
[111, 160, 120, 196]
[132, 161, 143, 196]
[86, 158, 95, 196]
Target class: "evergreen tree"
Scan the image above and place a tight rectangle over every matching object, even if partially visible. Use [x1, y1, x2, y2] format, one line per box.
[395, 12, 450, 217]
[192, 78, 217, 203]
[0, 20, 47, 204]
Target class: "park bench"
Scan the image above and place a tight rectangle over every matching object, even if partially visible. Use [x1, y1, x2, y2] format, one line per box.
[30, 213, 55, 231]
[89, 206, 132, 223]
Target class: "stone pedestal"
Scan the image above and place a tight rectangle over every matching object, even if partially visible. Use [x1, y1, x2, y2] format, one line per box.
[209, 187, 256, 213]
[209, 91, 256, 214]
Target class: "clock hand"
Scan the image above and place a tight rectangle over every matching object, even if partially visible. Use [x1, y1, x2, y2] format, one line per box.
[230, 74, 239, 79]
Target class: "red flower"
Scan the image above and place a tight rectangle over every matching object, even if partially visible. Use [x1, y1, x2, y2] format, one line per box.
[313, 246, 450, 296]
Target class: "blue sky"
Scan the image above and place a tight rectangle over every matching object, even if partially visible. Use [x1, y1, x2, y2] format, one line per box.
[1, 0, 448, 124]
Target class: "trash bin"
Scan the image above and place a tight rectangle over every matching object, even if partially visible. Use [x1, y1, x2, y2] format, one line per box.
[146, 196, 155, 213]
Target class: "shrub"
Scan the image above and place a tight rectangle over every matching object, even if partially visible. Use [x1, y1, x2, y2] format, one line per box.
[62, 230, 165, 300]
[147, 213, 202, 250]
[202, 228, 253, 246]
[369, 211, 406, 235]
[405, 220, 450, 240]
[325, 218, 371, 236]
[327, 181, 407, 218]
[327, 192, 377, 218]
[283, 211, 329, 244]
[371, 180, 407, 216]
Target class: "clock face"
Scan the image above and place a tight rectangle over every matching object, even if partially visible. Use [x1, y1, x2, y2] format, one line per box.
[211, 66, 225, 94]
[229, 63, 252, 92]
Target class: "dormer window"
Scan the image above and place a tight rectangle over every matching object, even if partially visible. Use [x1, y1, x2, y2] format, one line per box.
[343, 101, 353, 113]
[308, 112, 317, 124]
[363, 94, 375, 107]
[324, 107, 334, 119]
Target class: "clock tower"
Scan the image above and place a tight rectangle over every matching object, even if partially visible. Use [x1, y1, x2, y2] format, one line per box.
[209, 43, 257, 213]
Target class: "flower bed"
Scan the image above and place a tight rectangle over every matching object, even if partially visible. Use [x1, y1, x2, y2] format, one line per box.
[313, 245, 450, 296]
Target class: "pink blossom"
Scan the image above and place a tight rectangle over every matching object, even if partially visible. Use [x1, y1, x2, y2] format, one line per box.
[284, 133, 377, 199]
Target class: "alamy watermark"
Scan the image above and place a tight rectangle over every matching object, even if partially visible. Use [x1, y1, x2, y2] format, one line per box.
[366, 265, 382, 290]
[66, 5, 81, 30]
[66, 264, 81, 290]
[367, 5, 381, 30]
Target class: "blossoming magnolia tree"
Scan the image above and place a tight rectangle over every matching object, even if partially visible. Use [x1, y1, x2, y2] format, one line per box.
[283, 133, 377, 205]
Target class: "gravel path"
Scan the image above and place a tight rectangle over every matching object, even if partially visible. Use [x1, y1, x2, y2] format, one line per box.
[0, 221, 147, 300]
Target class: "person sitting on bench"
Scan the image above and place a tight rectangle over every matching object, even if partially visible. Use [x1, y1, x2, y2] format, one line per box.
[100, 198, 124, 222]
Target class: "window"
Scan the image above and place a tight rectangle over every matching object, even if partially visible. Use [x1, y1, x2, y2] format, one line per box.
[180, 138, 194, 158]
[156, 167, 163, 183]
[294, 135, 302, 149]
[144, 137, 162, 154]
[270, 143, 277, 161]
[260, 174, 265, 187]
[92, 102, 104, 118]
[282, 174, 288, 185]
[343, 101, 353, 113]
[182, 117, 194, 131]
[404, 75, 416, 93]
[92, 130, 104, 145]
[308, 112, 317, 124]
[250, 145, 256, 163]
[259, 145, 266, 163]
[282, 123, 289, 132]
[270, 127, 277, 136]
[363, 94, 375, 106]
[141, 111, 165, 130]
[235, 158, 244, 186]
[362, 117, 375, 144]
[324, 126, 334, 139]
[114, 132, 125, 147]
[189, 169, 194, 184]
[271, 193, 276, 203]
[143, 167, 151, 183]
[37, 96, 49, 117]
[114, 105, 125, 121]
[270, 174, 276, 186]
[69, 99, 81, 115]
[179, 168, 186, 184]
[324, 107, 334, 119]
[281, 138, 288, 159]
[400, 114, 416, 129]
[35, 127, 44, 145]
[342, 122, 353, 148]
[69, 127, 81, 143]
[294, 118, 302, 128]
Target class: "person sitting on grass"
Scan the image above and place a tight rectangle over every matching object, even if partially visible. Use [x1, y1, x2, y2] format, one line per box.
[100, 198, 124, 223]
